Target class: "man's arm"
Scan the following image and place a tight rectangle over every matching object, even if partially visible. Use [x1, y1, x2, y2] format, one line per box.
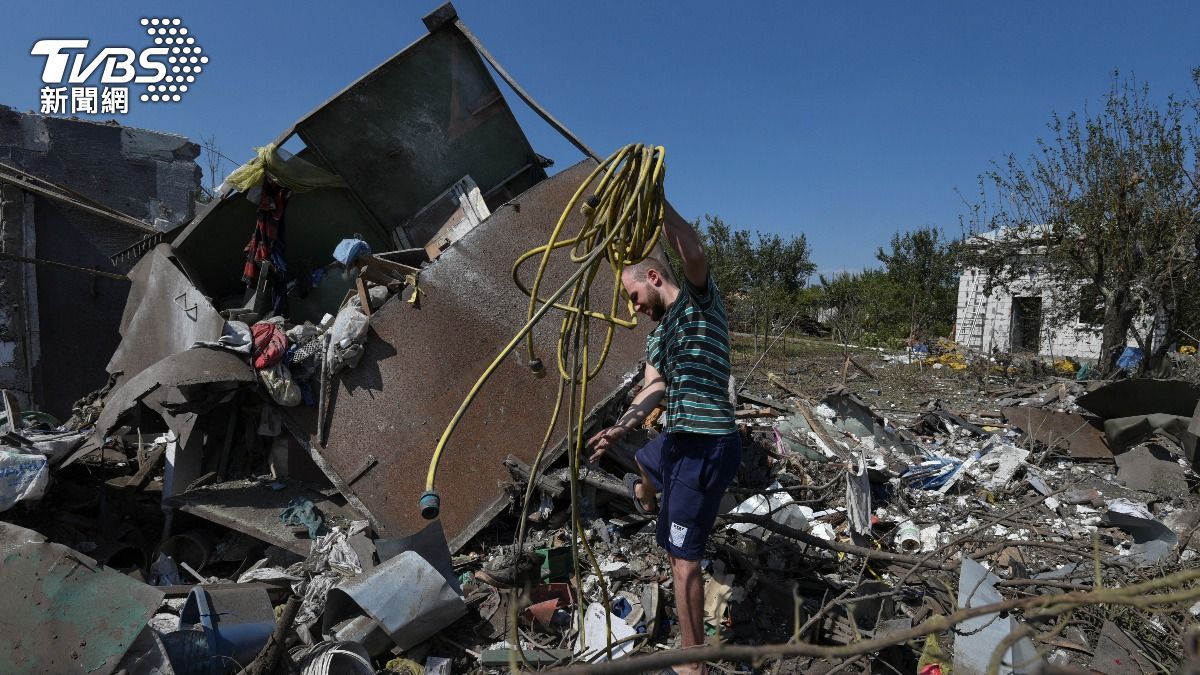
[587, 362, 665, 462]
[662, 202, 709, 291]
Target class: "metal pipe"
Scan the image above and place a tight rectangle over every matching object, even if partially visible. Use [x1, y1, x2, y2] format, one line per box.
[0, 250, 128, 280]
[452, 18, 601, 162]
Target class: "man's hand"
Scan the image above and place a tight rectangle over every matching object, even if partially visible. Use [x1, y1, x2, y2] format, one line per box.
[586, 425, 628, 463]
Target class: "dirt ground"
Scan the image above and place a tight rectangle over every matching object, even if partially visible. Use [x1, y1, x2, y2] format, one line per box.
[730, 332, 997, 416]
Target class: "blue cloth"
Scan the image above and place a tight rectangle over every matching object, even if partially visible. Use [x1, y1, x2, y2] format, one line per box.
[1117, 346, 1144, 371]
[333, 238, 372, 266]
[635, 431, 741, 560]
[279, 498, 323, 538]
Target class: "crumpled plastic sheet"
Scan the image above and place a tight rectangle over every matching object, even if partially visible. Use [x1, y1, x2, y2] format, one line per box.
[293, 521, 368, 628]
[726, 480, 811, 539]
[846, 452, 872, 536]
[190, 320, 252, 354]
[326, 306, 369, 375]
[0, 447, 48, 512]
[902, 454, 962, 490]
[1102, 498, 1179, 566]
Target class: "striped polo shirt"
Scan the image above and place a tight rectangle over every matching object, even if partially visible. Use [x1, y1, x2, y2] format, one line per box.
[646, 272, 736, 435]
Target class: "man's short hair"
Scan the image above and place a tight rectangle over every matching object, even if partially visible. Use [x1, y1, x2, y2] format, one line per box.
[624, 255, 675, 284]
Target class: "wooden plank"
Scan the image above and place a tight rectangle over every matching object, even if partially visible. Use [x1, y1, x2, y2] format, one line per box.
[480, 649, 572, 667]
[736, 391, 792, 413]
[125, 443, 166, 493]
[355, 274, 372, 317]
[504, 454, 565, 497]
[736, 407, 777, 419]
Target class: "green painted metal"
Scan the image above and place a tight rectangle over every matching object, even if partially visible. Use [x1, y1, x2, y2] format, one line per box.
[0, 522, 163, 674]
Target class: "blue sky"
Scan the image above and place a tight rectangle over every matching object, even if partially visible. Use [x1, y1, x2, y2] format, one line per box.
[2, 2, 1198, 276]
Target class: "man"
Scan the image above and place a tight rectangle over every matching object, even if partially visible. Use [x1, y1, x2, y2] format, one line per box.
[587, 204, 741, 675]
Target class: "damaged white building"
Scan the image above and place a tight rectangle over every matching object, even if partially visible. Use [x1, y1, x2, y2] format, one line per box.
[954, 229, 1156, 362]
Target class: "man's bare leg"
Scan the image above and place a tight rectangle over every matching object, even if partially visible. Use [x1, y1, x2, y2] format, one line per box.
[633, 458, 658, 513]
[670, 554, 706, 675]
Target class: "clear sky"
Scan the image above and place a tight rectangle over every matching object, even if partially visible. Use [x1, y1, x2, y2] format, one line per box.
[2, 2, 1198, 277]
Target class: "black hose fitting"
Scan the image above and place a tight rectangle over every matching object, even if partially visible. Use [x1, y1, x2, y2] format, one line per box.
[419, 490, 441, 520]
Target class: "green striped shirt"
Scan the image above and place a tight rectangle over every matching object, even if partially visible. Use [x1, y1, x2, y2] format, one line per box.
[646, 272, 736, 434]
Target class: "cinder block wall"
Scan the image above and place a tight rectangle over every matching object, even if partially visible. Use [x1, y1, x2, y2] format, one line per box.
[956, 265, 1115, 362]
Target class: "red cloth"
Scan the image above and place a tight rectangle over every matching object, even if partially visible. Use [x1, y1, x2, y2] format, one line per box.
[242, 180, 289, 285]
[251, 322, 287, 369]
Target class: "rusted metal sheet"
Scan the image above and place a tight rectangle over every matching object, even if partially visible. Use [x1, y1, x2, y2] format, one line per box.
[167, 480, 367, 556]
[287, 20, 543, 247]
[288, 160, 650, 549]
[0, 522, 164, 674]
[1001, 406, 1112, 460]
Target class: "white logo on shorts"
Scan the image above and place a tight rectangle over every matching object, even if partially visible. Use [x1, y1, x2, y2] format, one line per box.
[670, 522, 688, 548]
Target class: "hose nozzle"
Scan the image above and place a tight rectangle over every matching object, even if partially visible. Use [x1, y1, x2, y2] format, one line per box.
[528, 357, 546, 379]
[419, 490, 441, 520]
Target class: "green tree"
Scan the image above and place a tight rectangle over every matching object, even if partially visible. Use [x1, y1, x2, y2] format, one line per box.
[816, 269, 896, 345]
[698, 215, 815, 349]
[875, 226, 959, 340]
[963, 72, 1200, 374]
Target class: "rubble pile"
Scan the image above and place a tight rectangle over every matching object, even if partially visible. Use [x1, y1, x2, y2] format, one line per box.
[6, 335, 1200, 674]
[2, 3, 1200, 673]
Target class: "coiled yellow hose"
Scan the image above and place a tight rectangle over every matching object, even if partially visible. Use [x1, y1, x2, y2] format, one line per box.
[422, 144, 666, 510]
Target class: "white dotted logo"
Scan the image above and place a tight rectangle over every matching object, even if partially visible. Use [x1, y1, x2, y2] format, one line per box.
[138, 18, 206, 104]
[31, 18, 210, 114]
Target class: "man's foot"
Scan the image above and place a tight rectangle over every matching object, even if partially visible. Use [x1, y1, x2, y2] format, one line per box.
[624, 473, 657, 514]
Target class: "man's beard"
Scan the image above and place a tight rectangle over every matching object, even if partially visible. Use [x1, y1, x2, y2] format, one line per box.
[645, 286, 666, 322]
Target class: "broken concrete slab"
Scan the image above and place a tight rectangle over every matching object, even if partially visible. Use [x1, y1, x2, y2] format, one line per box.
[1089, 620, 1157, 674]
[1115, 443, 1188, 497]
[0, 522, 164, 674]
[1001, 406, 1111, 460]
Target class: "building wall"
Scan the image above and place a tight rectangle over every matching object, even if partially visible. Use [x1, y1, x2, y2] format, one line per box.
[0, 184, 33, 408]
[0, 105, 200, 416]
[956, 265, 1151, 362]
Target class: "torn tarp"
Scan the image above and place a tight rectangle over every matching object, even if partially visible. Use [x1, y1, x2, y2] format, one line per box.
[1102, 498, 1179, 566]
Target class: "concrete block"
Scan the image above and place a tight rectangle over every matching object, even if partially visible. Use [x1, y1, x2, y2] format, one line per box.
[121, 127, 198, 162]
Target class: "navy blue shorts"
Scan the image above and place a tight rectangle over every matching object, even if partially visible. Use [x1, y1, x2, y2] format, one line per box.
[635, 431, 741, 561]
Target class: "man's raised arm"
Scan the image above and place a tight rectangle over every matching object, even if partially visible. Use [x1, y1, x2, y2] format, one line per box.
[661, 202, 709, 291]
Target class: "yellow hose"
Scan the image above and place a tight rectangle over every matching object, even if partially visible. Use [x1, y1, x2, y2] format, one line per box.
[422, 144, 668, 667]
[423, 144, 667, 507]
